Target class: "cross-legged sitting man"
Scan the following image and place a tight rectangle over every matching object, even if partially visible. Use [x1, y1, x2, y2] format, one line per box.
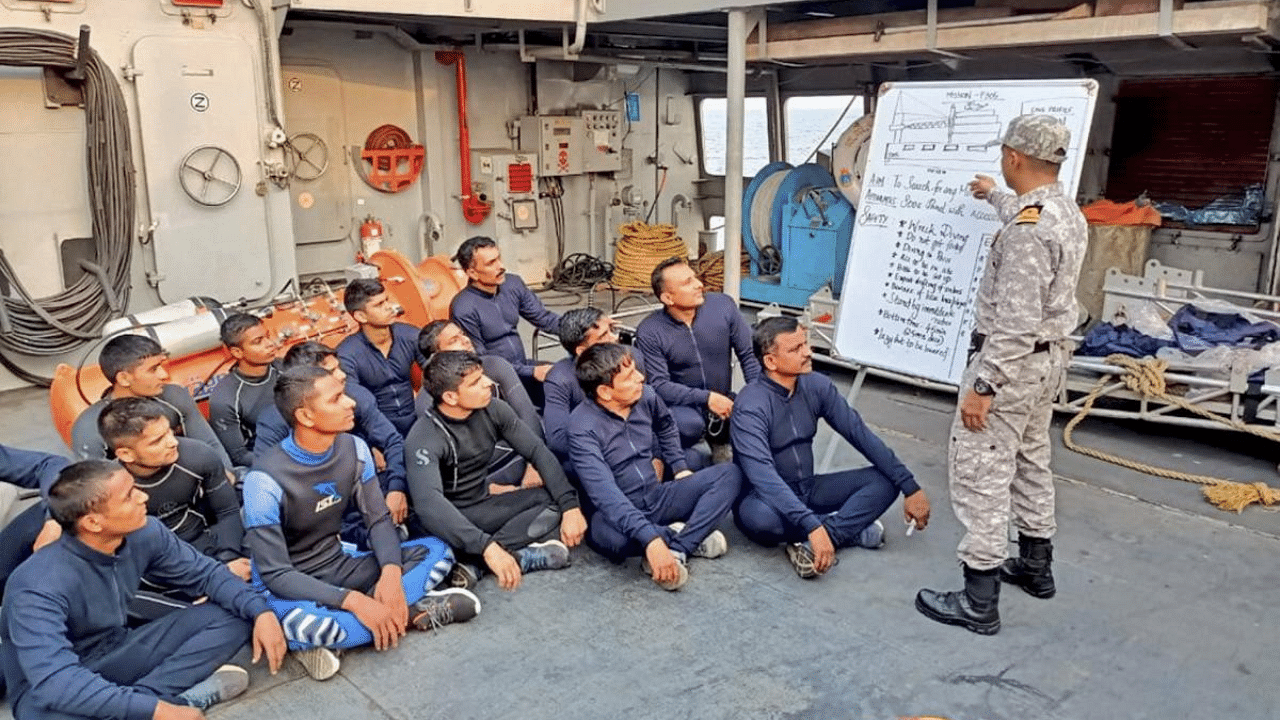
[415, 320, 541, 488]
[72, 334, 232, 470]
[731, 317, 931, 579]
[448, 236, 561, 407]
[98, 397, 251, 621]
[569, 343, 741, 591]
[1, 459, 287, 720]
[405, 351, 585, 591]
[634, 257, 761, 462]
[209, 312, 280, 468]
[243, 366, 479, 681]
[254, 341, 408, 535]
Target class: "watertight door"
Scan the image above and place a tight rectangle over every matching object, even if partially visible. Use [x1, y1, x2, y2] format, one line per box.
[132, 35, 273, 302]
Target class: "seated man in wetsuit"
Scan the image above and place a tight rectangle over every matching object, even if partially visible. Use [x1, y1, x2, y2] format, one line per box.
[209, 312, 280, 468]
[72, 334, 233, 470]
[243, 366, 479, 681]
[256, 342, 408, 533]
[731, 316, 931, 579]
[569, 343, 741, 591]
[2, 459, 286, 720]
[634, 257, 761, 463]
[99, 397, 251, 621]
[405, 351, 585, 591]
[448, 236, 561, 407]
[336, 278, 425, 436]
[415, 320, 541, 488]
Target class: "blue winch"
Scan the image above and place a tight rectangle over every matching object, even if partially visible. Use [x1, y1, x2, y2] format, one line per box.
[741, 162, 854, 308]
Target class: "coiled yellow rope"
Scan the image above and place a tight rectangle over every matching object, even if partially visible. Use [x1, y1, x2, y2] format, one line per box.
[1062, 354, 1280, 512]
[612, 221, 688, 291]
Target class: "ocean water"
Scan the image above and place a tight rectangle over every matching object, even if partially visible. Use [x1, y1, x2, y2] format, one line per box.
[699, 96, 865, 177]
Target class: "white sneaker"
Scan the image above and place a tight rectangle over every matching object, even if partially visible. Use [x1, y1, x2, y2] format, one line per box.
[668, 522, 729, 559]
[291, 647, 341, 681]
[641, 550, 689, 591]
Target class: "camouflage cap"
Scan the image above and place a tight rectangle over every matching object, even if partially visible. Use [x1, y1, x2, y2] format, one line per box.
[1002, 114, 1070, 164]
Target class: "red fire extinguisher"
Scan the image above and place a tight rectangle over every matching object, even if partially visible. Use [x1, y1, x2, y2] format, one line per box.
[358, 215, 384, 260]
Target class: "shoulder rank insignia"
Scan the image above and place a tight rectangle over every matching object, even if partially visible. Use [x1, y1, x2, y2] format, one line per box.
[1015, 205, 1042, 225]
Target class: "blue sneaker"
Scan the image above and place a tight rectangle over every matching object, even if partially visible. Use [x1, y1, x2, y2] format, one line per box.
[514, 540, 571, 574]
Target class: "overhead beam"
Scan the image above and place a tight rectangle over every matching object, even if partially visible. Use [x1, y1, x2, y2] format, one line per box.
[746, 0, 1274, 62]
[287, 0, 580, 23]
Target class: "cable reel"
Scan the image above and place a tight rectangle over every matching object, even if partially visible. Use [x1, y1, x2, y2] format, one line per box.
[832, 113, 875, 209]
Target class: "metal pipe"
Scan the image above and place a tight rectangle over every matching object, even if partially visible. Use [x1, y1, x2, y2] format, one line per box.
[435, 50, 492, 225]
[724, 8, 747, 301]
[567, 0, 588, 56]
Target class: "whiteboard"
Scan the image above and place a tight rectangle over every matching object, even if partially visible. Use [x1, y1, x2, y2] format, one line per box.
[832, 79, 1098, 384]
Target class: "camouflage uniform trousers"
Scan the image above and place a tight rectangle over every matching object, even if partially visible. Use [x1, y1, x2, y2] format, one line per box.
[949, 346, 1067, 570]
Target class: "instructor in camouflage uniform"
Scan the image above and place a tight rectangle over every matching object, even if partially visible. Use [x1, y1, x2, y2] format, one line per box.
[916, 114, 1087, 635]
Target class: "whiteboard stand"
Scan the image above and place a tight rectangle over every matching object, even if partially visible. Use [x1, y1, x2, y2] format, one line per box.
[816, 363, 869, 474]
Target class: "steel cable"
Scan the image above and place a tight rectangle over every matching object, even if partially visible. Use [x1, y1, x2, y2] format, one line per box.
[0, 28, 134, 356]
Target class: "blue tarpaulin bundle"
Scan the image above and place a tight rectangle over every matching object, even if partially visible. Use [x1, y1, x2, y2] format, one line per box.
[1154, 184, 1264, 226]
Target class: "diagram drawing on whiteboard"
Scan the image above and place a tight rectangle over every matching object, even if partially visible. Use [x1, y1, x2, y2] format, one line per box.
[884, 93, 1003, 168]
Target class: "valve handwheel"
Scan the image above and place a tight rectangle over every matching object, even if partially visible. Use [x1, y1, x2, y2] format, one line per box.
[286, 132, 329, 181]
[178, 145, 242, 206]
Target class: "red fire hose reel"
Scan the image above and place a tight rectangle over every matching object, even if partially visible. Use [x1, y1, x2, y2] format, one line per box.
[357, 124, 425, 194]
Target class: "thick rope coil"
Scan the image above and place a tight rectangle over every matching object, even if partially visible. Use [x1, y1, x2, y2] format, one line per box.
[1062, 354, 1280, 512]
[612, 221, 687, 292]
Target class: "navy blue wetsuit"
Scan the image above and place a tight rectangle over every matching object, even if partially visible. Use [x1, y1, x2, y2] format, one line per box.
[0, 446, 69, 602]
[568, 387, 740, 560]
[336, 323, 425, 436]
[730, 373, 920, 547]
[1, 518, 266, 720]
[633, 293, 761, 447]
[449, 274, 561, 380]
[243, 434, 451, 651]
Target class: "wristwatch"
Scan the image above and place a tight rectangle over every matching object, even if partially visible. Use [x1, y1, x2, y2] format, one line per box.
[972, 378, 996, 396]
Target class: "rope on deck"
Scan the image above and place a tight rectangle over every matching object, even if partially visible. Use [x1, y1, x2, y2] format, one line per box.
[611, 221, 687, 292]
[1062, 354, 1280, 513]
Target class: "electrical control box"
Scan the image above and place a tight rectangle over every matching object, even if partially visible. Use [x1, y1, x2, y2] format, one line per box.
[580, 110, 623, 172]
[519, 116, 584, 177]
[472, 148, 539, 232]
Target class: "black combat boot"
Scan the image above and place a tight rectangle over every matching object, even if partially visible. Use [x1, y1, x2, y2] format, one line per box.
[1000, 534, 1055, 598]
[915, 565, 1001, 635]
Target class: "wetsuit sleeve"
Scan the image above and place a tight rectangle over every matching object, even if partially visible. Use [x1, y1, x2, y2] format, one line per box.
[189, 445, 245, 561]
[542, 372, 574, 461]
[164, 385, 234, 471]
[140, 518, 269, 618]
[353, 439, 402, 569]
[491, 400, 578, 512]
[355, 396, 407, 495]
[6, 583, 160, 720]
[513, 275, 562, 336]
[487, 356, 542, 440]
[976, 223, 1054, 389]
[650, 393, 689, 476]
[0, 444, 68, 497]
[635, 326, 712, 409]
[569, 421, 662, 547]
[403, 419, 495, 555]
[728, 304, 762, 383]
[209, 381, 254, 467]
[730, 392, 822, 534]
[253, 409, 289, 455]
[816, 377, 920, 497]
[450, 294, 489, 356]
[242, 470, 349, 607]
